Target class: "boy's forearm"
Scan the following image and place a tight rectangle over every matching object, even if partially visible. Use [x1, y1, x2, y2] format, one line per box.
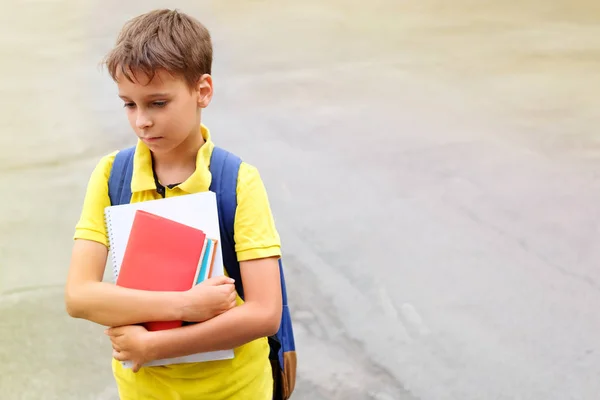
[66, 281, 184, 327]
[148, 303, 279, 360]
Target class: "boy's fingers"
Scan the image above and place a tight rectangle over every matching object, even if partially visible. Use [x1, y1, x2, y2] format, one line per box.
[205, 276, 235, 286]
[112, 349, 125, 361]
[105, 327, 120, 336]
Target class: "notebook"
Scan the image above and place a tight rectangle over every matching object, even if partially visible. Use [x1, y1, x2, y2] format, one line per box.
[196, 238, 218, 285]
[116, 209, 207, 332]
[104, 191, 234, 368]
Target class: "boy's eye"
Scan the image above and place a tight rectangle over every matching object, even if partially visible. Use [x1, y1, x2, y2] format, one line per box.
[153, 101, 167, 108]
[123, 102, 135, 109]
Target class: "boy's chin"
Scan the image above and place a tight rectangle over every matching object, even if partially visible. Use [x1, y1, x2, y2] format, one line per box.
[140, 137, 167, 149]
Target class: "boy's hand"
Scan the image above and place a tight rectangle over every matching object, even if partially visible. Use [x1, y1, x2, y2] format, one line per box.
[105, 325, 153, 373]
[180, 276, 237, 322]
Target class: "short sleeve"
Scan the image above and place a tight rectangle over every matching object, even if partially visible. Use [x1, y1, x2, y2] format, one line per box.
[234, 162, 281, 262]
[73, 152, 117, 247]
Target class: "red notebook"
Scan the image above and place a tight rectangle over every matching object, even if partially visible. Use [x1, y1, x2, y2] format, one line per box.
[116, 210, 206, 331]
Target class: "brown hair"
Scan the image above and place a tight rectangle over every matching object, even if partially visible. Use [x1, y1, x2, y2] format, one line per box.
[103, 9, 212, 87]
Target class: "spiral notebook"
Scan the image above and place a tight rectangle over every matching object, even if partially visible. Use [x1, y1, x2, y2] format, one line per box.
[104, 191, 234, 368]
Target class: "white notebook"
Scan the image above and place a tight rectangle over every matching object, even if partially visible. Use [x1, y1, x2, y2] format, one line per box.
[104, 191, 234, 368]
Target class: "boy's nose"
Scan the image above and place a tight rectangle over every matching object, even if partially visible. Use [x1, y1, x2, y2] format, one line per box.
[136, 113, 153, 129]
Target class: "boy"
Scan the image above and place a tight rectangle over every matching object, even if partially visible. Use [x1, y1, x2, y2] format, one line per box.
[64, 9, 283, 400]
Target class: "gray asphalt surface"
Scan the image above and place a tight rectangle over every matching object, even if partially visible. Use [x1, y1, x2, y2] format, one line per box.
[1, 0, 599, 399]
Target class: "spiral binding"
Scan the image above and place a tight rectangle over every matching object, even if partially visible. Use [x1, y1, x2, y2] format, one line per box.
[104, 208, 119, 282]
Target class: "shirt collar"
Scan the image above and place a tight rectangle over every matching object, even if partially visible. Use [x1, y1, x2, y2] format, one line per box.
[130, 124, 215, 194]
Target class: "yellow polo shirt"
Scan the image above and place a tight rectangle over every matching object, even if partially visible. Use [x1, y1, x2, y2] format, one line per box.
[73, 125, 280, 400]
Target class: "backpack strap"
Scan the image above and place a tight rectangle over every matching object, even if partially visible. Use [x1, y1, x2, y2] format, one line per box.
[108, 146, 136, 206]
[208, 146, 245, 299]
[209, 148, 296, 398]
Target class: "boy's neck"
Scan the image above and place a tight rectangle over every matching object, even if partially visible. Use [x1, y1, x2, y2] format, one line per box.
[153, 126, 206, 169]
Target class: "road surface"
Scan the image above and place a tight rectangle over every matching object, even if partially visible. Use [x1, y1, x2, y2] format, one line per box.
[0, 0, 599, 399]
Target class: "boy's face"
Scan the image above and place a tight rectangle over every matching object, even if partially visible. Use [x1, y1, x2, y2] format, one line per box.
[116, 68, 212, 154]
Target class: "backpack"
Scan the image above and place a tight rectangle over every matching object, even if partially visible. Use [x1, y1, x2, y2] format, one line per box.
[107, 145, 297, 400]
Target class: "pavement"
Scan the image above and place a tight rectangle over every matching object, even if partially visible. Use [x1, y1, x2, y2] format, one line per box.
[1, 0, 599, 399]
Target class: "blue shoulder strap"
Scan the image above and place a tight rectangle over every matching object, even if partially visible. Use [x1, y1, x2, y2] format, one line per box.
[209, 147, 296, 389]
[208, 147, 245, 298]
[108, 146, 135, 206]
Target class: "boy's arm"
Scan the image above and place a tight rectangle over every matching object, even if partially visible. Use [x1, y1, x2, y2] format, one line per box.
[65, 239, 184, 326]
[141, 255, 282, 360]
[65, 239, 236, 327]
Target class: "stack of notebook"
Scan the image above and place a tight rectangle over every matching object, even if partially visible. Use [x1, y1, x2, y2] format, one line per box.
[115, 209, 219, 331]
[104, 191, 234, 367]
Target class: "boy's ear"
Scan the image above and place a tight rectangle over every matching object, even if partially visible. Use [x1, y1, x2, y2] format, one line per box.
[196, 74, 213, 108]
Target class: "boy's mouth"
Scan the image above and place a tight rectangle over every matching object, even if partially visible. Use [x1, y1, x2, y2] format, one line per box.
[142, 136, 163, 143]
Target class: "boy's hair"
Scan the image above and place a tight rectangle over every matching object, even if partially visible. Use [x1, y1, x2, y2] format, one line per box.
[104, 9, 212, 87]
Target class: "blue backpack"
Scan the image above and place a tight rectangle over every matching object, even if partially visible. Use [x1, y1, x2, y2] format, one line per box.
[108, 146, 297, 399]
